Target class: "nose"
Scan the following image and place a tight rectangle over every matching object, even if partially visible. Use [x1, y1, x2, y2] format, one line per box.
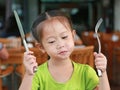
[56, 39, 64, 49]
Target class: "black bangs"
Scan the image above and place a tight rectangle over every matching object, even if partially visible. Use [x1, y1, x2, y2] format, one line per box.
[31, 10, 73, 42]
[31, 12, 48, 42]
[47, 10, 73, 29]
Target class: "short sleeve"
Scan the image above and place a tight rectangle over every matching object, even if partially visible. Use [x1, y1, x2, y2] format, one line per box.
[85, 65, 99, 90]
[32, 73, 40, 90]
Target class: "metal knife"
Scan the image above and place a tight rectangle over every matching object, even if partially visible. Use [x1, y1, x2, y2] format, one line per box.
[14, 10, 29, 52]
[14, 10, 37, 72]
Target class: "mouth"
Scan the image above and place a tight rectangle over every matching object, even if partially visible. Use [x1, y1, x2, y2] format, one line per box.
[58, 51, 68, 55]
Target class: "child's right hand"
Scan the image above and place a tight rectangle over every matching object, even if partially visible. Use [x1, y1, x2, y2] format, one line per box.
[23, 51, 38, 75]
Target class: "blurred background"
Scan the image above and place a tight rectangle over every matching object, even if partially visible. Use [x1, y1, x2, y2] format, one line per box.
[0, 0, 115, 36]
[0, 0, 120, 90]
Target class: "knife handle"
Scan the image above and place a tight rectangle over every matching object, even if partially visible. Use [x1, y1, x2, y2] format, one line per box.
[33, 66, 38, 73]
[97, 69, 102, 77]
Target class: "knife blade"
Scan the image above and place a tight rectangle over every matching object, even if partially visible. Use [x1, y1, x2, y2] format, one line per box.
[13, 10, 29, 52]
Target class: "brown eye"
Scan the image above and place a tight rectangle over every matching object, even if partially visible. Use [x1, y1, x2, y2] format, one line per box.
[62, 36, 68, 39]
[48, 41, 55, 43]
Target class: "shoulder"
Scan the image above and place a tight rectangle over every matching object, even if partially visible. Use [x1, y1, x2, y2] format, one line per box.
[73, 61, 98, 80]
[73, 62, 99, 89]
[73, 61, 94, 72]
[37, 62, 48, 72]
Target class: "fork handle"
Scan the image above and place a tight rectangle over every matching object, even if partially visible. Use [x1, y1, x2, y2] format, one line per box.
[97, 69, 102, 77]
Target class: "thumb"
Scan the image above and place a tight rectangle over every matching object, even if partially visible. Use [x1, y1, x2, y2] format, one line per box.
[94, 52, 97, 56]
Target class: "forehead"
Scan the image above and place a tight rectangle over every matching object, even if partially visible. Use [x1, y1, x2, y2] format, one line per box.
[37, 16, 71, 37]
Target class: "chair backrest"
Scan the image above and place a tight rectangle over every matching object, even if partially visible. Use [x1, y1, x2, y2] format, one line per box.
[8, 47, 48, 65]
[81, 31, 102, 52]
[100, 32, 120, 57]
[29, 48, 48, 65]
[114, 47, 120, 63]
[70, 45, 94, 68]
[0, 37, 21, 49]
[0, 38, 11, 44]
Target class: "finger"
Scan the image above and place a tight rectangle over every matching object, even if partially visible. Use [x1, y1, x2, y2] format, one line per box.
[24, 58, 35, 67]
[95, 57, 107, 65]
[25, 55, 36, 62]
[95, 62, 106, 67]
[96, 65, 106, 72]
[25, 62, 38, 75]
[31, 62, 38, 73]
[95, 61, 106, 69]
[94, 52, 105, 57]
[94, 52, 97, 55]
[24, 51, 34, 56]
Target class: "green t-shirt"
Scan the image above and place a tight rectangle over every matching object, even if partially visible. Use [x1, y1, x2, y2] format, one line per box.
[32, 61, 99, 90]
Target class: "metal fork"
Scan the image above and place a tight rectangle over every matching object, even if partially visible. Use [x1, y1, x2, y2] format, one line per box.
[95, 18, 103, 77]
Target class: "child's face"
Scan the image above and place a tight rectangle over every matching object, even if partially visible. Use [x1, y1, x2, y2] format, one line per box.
[38, 18, 75, 60]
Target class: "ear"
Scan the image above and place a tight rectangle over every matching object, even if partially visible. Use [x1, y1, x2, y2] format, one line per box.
[35, 43, 46, 53]
[72, 30, 76, 39]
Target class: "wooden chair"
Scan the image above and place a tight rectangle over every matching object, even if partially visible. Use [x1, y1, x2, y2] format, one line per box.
[29, 47, 48, 65]
[100, 32, 120, 81]
[0, 60, 14, 90]
[0, 37, 21, 49]
[81, 31, 90, 45]
[70, 45, 94, 68]
[113, 47, 120, 85]
[0, 38, 11, 46]
[114, 47, 120, 63]
[0, 38, 15, 90]
[81, 31, 101, 52]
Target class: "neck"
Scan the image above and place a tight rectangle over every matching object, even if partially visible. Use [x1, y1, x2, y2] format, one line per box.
[48, 58, 72, 67]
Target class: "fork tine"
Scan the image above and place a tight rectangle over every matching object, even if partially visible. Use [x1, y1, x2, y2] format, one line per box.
[95, 18, 103, 32]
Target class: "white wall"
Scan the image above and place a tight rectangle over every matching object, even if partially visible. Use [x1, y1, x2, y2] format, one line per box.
[114, 0, 120, 30]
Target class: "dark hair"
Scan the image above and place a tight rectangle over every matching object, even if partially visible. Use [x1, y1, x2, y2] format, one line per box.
[5, 14, 20, 37]
[31, 10, 73, 42]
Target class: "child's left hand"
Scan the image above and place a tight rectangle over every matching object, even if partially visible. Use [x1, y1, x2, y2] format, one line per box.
[94, 52, 107, 73]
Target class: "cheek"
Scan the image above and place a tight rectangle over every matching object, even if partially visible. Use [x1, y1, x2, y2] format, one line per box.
[42, 43, 56, 53]
[69, 41, 74, 50]
[66, 37, 75, 50]
[44, 46, 57, 57]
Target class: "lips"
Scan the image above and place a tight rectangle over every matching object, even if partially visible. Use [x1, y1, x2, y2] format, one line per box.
[58, 51, 68, 55]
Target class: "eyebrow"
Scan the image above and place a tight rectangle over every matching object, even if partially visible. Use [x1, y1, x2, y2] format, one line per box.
[46, 31, 69, 40]
[60, 31, 69, 36]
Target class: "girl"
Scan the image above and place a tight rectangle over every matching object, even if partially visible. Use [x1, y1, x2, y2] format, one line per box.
[19, 10, 110, 90]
